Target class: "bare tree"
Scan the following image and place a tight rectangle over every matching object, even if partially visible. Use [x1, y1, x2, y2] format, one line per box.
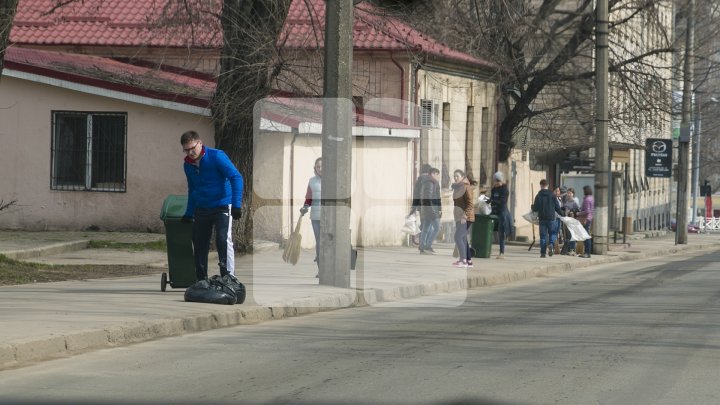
[377, 0, 682, 162]
[0, 0, 18, 77]
[212, 0, 292, 253]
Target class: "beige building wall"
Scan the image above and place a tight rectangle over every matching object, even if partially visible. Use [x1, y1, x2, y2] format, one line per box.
[253, 131, 415, 248]
[416, 68, 497, 188]
[0, 75, 213, 232]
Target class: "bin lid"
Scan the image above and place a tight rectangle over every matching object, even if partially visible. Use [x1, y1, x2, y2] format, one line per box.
[160, 195, 188, 219]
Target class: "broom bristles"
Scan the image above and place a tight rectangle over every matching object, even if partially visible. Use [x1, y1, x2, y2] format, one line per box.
[283, 215, 304, 265]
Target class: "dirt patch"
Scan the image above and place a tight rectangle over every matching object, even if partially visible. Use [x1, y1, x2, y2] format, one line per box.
[0, 257, 161, 286]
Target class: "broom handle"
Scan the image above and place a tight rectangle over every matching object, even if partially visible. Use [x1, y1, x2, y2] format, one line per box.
[294, 213, 304, 233]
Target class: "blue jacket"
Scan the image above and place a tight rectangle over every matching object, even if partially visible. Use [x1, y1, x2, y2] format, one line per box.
[183, 146, 244, 216]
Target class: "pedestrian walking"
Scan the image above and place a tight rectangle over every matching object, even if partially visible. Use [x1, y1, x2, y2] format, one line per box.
[490, 171, 512, 259]
[531, 179, 564, 258]
[419, 167, 442, 254]
[300, 157, 322, 270]
[409, 163, 432, 247]
[180, 130, 244, 281]
[451, 169, 476, 268]
[576, 185, 594, 258]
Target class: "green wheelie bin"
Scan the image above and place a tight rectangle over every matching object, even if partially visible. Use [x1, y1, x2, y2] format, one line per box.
[159, 195, 196, 291]
[472, 214, 497, 258]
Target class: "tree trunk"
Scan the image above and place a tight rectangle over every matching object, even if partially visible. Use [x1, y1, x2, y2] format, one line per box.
[212, 0, 291, 254]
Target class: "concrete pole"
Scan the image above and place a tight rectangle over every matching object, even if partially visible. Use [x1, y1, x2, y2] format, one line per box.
[676, 0, 694, 245]
[594, 0, 609, 255]
[319, 0, 353, 287]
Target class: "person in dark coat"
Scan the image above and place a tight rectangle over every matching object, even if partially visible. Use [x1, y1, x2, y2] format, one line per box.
[532, 179, 564, 258]
[490, 171, 512, 259]
[418, 167, 442, 254]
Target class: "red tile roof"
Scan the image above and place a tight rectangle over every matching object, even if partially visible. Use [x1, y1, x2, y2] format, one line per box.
[11, 0, 222, 48]
[4, 46, 216, 107]
[11, 0, 494, 69]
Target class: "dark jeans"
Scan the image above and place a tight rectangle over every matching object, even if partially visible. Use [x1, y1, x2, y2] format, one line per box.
[454, 221, 468, 261]
[539, 219, 556, 256]
[583, 219, 593, 255]
[420, 214, 440, 250]
[192, 206, 233, 280]
[311, 219, 320, 268]
[455, 221, 472, 260]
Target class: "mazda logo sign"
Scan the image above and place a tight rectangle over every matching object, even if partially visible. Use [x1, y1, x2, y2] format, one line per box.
[652, 141, 667, 153]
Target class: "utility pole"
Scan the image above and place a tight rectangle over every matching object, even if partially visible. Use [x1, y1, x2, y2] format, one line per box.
[320, 0, 353, 287]
[677, 0, 694, 245]
[594, 0, 609, 255]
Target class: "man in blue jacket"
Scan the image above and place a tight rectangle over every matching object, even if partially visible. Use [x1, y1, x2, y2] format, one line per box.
[180, 130, 244, 281]
[532, 179, 564, 258]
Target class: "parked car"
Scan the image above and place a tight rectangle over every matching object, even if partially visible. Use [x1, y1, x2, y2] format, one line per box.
[670, 220, 700, 233]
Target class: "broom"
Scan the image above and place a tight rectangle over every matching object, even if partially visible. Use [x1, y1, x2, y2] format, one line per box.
[283, 213, 304, 265]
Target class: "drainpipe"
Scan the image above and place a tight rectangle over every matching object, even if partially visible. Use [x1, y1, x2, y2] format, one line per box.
[389, 52, 406, 124]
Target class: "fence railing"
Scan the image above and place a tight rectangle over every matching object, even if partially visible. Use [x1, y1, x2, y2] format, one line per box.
[698, 217, 720, 231]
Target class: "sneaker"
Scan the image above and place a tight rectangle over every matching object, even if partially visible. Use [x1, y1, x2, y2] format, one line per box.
[540, 254, 546, 258]
[425, 247, 436, 254]
[582, 253, 591, 258]
[452, 260, 467, 268]
[548, 245, 554, 257]
[496, 254, 504, 259]
[466, 260, 473, 268]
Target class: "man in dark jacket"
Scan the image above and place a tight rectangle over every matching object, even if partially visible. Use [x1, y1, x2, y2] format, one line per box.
[532, 179, 564, 258]
[409, 163, 432, 247]
[419, 167, 442, 253]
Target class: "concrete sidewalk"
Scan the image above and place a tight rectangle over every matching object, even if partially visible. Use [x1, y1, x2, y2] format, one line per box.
[0, 230, 718, 370]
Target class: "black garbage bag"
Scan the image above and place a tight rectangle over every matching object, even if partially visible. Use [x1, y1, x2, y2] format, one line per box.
[213, 274, 246, 305]
[184, 278, 237, 305]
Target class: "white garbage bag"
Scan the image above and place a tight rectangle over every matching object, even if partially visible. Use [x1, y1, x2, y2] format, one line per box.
[522, 211, 539, 225]
[401, 213, 421, 235]
[477, 195, 492, 215]
[559, 216, 591, 241]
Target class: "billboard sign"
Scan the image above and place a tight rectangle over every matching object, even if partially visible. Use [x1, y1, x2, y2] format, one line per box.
[645, 138, 672, 178]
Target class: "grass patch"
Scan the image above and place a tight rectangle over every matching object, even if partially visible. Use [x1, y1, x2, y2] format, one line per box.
[0, 253, 161, 286]
[87, 240, 167, 251]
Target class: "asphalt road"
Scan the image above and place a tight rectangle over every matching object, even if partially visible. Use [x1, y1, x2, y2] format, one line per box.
[2, 251, 719, 405]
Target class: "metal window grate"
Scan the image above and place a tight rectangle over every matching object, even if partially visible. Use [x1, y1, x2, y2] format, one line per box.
[420, 99, 434, 127]
[51, 112, 127, 192]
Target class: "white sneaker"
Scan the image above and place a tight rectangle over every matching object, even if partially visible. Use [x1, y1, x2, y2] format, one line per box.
[452, 260, 468, 268]
[496, 254, 504, 259]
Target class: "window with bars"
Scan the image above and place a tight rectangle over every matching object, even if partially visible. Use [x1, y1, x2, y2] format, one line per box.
[51, 111, 127, 192]
[420, 99, 439, 128]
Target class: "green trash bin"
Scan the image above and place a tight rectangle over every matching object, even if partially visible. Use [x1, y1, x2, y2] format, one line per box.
[159, 195, 196, 291]
[472, 214, 497, 258]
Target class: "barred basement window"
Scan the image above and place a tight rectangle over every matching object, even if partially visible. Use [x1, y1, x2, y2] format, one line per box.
[420, 99, 439, 128]
[51, 111, 127, 192]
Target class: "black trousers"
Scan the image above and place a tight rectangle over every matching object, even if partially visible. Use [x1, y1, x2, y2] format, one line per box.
[192, 206, 232, 280]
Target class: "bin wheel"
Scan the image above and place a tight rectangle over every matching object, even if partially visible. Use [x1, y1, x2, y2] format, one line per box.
[161, 272, 168, 292]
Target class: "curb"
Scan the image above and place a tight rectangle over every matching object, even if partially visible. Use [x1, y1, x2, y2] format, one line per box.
[1, 240, 718, 370]
[0, 240, 89, 261]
